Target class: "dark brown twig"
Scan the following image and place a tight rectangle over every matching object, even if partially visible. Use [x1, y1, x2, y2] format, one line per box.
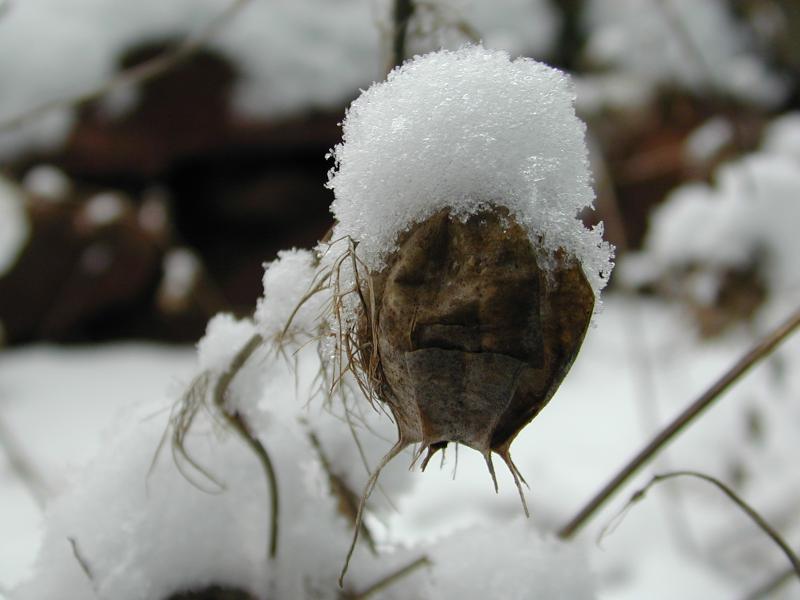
[0, 0, 251, 133]
[558, 304, 800, 539]
[390, 0, 415, 72]
[605, 471, 800, 583]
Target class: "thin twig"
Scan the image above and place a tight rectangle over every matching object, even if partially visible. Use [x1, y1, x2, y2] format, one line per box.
[0, 0, 251, 133]
[558, 304, 800, 539]
[390, 0, 414, 72]
[68, 536, 101, 599]
[307, 428, 378, 554]
[343, 555, 431, 600]
[606, 471, 800, 583]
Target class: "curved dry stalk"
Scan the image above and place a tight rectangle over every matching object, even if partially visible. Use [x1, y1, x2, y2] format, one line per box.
[0, 0, 251, 133]
[342, 555, 431, 600]
[211, 334, 281, 560]
[339, 440, 407, 588]
[558, 304, 800, 539]
[603, 470, 800, 583]
[155, 332, 280, 560]
[307, 428, 377, 555]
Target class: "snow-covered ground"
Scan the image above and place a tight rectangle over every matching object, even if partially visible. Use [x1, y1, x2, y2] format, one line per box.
[2, 294, 798, 598]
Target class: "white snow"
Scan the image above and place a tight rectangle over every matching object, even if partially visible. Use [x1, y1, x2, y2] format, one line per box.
[158, 247, 201, 308]
[0, 175, 30, 276]
[83, 192, 127, 227]
[255, 248, 326, 341]
[684, 116, 734, 165]
[0, 0, 560, 159]
[583, 0, 786, 107]
[5, 294, 800, 598]
[421, 524, 594, 599]
[4, 340, 596, 600]
[621, 121, 800, 299]
[327, 45, 614, 298]
[21, 165, 71, 202]
[761, 112, 800, 162]
[196, 313, 257, 375]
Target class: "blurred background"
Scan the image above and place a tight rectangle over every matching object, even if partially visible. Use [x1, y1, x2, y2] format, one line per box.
[2, 1, 800, 598]
[1, 0, 799, 345]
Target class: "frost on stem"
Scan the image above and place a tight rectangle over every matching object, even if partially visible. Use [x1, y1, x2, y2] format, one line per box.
[328, 45, 613, 582]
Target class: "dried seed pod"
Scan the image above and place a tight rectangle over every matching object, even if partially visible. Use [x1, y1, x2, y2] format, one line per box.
[340, 205, 595, 583]
[363, 206, 594, 497]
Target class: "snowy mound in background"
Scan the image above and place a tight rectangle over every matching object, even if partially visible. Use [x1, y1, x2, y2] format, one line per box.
[0, 0, 559, 160]
[583, 0, 786, 107]
[327, 45, 613, 297]
[621, 112, 800, 300]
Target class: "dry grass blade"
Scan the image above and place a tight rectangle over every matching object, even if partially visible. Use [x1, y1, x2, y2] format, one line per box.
[341, 555, 431, 600]
[559, 304, 800, 539]
[0, 0, 251, 133]
[339, 441, 407, 588]
[603, 470, 800, 583]
[154, 332, 280, 559]
[210, 334, 281, 560]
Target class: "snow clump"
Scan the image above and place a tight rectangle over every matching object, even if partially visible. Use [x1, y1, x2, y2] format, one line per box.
[327, 45, 613, 297]
[255, 248, 325, 341]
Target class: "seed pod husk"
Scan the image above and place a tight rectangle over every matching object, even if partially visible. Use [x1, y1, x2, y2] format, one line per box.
[361, 206, 594, 494]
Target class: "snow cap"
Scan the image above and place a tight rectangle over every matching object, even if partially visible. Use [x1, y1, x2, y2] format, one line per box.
[327, 45, 613, 296]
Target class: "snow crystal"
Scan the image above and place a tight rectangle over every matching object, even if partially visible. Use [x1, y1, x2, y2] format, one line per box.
[196, 313, 257, 374]
[255, 248, 325, 340]
[327, 45, 613, 297]
[21, 164, 71, 202]
[0, 175, 30, 277]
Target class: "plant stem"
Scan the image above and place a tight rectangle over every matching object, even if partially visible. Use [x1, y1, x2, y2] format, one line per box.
[558, 304, 800, 539]
[391, 0, 414, 71]
[645, 472, 800, 580]
[213, 334, 280, 559]
[344, 555, 430, 600]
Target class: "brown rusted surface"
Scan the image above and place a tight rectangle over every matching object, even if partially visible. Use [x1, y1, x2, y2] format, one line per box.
[363, 207, 594, 477]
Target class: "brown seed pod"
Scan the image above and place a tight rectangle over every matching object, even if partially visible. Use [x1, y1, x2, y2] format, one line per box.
[361, 206, 593, 496]
[339, 205, 595, 582]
